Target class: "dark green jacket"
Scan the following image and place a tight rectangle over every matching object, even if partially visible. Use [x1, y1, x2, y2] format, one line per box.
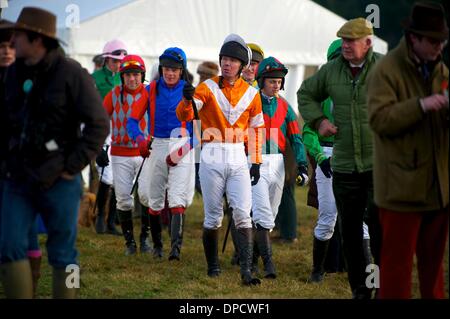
[91, 65, 121, 99]
[297, 48, 383, 173]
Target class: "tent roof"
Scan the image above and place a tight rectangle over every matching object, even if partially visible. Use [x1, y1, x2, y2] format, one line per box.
[2, 0, 388, 113]
[2, 0, 388, 65]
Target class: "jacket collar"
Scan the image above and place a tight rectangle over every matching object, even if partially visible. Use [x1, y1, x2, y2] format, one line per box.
[102, 65, 114, 77]
[399, 37, 442, 80]
[158, 77, 184, 90]
[32, 47, 63, 73]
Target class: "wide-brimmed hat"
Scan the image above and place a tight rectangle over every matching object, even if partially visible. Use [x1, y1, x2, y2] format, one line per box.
[402, 2, 449, 41]
[0, 7, 64, 43]
[0, 19, 14, 42]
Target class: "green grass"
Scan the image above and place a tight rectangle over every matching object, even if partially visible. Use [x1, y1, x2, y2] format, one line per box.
[1, 187, 448, 299]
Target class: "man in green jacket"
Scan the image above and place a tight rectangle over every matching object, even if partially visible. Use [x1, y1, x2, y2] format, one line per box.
[298, 18, 382, 299]
[303, 39, 373, 283]
[367, 2, 448, 299]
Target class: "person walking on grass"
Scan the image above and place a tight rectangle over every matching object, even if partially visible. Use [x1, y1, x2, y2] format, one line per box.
[103, 54, 152, 256]
[0, 7, 109, 298]
[250, 56, 309, 279]
[303, 39, 372, 283]
[367, 2, 449, 299]
[177, 33, 264, 286]
[298, 18, 383, 299]
[128, 47, 195, 261]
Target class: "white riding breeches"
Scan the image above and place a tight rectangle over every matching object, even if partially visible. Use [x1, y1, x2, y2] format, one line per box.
[200, 143, 252, 230]
[314, 146, 370, 241]
[138, 137, 195, 211]
[111, 155, 143, 211]
[251, 154, 285, 230]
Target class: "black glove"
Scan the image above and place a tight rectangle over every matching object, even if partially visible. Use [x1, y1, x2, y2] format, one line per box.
[296, 165, 309, 186]
[250, 164, 261, 186]
[183, 82, 195, 100]
[96, 149, 109, 168]
[319, 157, 333, 178]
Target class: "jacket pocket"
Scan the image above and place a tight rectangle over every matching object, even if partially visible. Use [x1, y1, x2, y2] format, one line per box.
[386, 161, 428, 204]
[25, 150, 65, 190]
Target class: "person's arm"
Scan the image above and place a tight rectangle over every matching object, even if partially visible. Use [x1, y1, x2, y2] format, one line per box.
[65, 65, 109, 175]
[297, 64, 330, 129]
[127, 89, 149, 143]
[367, 62, 428, 137]
[248, 93, 264, 164]
[176, 81, 208, 122]
[302, 124, 327, 164]
[102, 91, 114, 117]
[285, 104, 307, 167]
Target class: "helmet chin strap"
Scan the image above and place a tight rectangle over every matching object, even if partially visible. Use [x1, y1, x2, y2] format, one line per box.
[245, 46, 252, 69]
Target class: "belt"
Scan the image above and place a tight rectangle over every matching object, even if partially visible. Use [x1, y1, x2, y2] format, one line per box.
[319, 141, 334, 147]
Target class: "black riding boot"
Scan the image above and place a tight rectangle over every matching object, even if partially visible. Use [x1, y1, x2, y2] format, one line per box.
[168, 213, 184, 261]
[363, 239, 373, 266]
[236, 227, 261, 286]
[202, 228, 221, 277]
[118, 210, 137, 256]
[149, 212, 163, 258]
[106, 188, 121, 236]
[95, 181, 109, 234]
[309, 237, 330, 283]
[254, 226, 276, 279]
[140, 209, 152, 254]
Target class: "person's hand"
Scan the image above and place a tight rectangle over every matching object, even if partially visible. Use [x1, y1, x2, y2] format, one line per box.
[96, 149, 109, 168]
[420, 94, 448, 113]
[319, 157, 332, 178]
[318, 119, 338, 137]
[166, 154, 177, 167]
[250, 164, 261, 186]
[138, 139, 150, 158]
[296, 165, 309, 186]
[183, 82, 195, 101]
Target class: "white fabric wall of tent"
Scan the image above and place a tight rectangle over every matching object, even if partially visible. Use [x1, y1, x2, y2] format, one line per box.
[2, 0, 388, 113]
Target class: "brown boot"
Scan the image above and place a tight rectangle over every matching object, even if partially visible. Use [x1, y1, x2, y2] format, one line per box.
[52, 267, 78, 299]
[29, 256, 42, 298]
[0, 260, 33, 298]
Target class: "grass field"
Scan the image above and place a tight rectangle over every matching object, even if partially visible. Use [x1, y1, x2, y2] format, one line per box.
[1, 187, 448, 299]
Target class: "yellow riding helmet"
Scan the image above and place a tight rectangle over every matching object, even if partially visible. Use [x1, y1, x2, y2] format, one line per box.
[247, 43, 264, 63]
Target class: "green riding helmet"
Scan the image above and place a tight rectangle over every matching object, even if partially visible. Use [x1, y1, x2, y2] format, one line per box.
[256, 56, 288, 90]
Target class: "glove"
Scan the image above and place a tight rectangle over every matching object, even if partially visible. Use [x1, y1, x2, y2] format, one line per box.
[319, 157, 333, 178]
[166, 154, 177, 167]
[250, 163, 261, 186]
[183, 82, 195, 101]
[138, 139, 150, 158]
[96, 149, 109, 168]
[296, 165, 309, 186]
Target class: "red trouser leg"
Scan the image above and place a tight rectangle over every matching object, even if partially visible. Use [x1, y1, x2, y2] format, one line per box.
[416, 209, 448, 299]
[379, 208, 421, 299]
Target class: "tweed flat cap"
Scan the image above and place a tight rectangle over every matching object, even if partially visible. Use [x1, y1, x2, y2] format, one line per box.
[337, 18, 374, 39]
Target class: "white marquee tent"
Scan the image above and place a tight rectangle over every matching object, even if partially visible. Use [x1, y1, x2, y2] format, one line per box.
[2, 0, 388, 111]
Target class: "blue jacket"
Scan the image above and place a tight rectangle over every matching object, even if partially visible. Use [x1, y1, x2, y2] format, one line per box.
[127, 78, 193, 140]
